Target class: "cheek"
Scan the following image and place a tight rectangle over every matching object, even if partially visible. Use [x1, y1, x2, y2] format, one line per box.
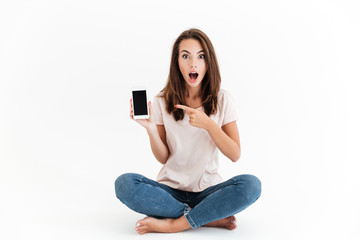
[200, 61, 207, 73]
[178, 59, 186, 71]
[199, 59, 206, 66]
[178, 62, 187, 78]
[179, 65, 186, 75]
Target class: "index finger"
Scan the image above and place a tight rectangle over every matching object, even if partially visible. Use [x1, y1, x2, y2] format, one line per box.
[175, 104, 195, 112]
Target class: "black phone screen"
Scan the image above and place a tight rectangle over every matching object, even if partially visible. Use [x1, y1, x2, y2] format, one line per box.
[132, 90, 148, 115]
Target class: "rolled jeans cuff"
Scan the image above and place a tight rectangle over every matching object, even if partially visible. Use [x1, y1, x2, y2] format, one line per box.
[184, 209, 198, 229]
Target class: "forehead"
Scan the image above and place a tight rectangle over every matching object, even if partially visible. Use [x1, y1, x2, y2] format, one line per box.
[179, 39, 203, 52]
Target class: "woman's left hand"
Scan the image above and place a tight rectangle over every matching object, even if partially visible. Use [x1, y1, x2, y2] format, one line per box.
[175, 104, 213, 130]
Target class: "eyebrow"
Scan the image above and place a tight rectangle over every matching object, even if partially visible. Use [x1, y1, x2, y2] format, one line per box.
[180, 50, 204, 54]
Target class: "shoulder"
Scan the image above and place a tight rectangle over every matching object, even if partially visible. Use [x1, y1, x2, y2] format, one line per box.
[153, 92, 164, 103]
[217, 89, 239, 124]
[152, 92, 167, 112]
[155, 91, 164, 98]
[217, 89, 235, 104]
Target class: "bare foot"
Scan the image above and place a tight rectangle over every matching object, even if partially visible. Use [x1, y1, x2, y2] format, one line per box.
[135, 216, 190, 235]
[203, 216, 237, 230]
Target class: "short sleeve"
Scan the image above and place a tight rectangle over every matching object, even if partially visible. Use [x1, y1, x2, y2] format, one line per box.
[222, 91, 239, 126]
[151, 96, 164, 125]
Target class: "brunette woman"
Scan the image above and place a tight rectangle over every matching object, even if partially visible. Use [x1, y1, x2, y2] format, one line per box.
[115, 28, 261, 234]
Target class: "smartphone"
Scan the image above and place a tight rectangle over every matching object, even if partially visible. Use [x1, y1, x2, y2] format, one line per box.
[131, 87, 149, 119]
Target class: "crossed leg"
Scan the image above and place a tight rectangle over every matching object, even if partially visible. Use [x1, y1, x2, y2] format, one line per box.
[135, 212, 237, 234]
[115, 173, 261, 234]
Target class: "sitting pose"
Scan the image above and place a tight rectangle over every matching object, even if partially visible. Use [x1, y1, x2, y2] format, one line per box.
[115, 28, 261, 235]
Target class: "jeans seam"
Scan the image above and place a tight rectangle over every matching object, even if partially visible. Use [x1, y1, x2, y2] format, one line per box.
[183, 204, 190, 214]
[184, 209, 198, 229]
[231, 177, 237, 184]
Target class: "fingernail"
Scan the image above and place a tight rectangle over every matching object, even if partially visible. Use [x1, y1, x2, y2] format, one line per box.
[175, 105, 177, 108]
[136, 223, 140, 227]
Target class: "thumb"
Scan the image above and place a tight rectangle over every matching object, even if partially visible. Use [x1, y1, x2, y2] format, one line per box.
[148, 101, 152, 115]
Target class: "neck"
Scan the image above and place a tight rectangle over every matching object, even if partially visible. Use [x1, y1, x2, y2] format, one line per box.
[186, 86, 201, 100]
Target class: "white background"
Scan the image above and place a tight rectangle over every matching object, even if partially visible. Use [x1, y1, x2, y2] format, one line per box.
[1, 0, 359, 239]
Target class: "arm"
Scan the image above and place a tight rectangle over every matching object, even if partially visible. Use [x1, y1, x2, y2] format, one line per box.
[130, 99, 169, 164]
[205, 120, 241, 162]
[175, 104, 241, 162]
[146, 124, 169, 164]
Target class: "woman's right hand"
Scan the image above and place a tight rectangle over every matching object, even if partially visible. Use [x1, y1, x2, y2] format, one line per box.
[130, 98, 156, 131]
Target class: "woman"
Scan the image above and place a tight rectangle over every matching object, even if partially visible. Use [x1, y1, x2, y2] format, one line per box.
[115, 28, 261, 234]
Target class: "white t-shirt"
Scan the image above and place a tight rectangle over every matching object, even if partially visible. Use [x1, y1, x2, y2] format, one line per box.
[151, 89, 239, 192]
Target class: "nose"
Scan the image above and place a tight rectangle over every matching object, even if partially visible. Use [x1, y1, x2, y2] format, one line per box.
[190, 59, 197, 69]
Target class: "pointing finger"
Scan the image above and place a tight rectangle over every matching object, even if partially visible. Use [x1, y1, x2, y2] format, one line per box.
[175, 104, 195, 112]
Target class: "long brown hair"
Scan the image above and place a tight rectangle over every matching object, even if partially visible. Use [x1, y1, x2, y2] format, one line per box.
[159, 28, 221, 121]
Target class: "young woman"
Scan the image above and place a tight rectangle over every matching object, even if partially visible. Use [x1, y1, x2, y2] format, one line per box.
[115, 28, 261, 235]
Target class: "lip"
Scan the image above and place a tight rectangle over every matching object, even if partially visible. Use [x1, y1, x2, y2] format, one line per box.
[189, 77, 197, 83]
[188, 71, 199, 83]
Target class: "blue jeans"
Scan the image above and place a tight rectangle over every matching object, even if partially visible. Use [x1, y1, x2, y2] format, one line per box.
[114, 173, 261, 229]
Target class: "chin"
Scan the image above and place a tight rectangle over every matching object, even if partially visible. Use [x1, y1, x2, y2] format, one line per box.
[186, 78, 203, 87]
[186, 81, 202, 88]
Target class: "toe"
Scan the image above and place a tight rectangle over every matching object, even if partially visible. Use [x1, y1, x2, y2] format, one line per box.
[229, 216, 236, 223]
[135, 220, 142, 227]
[136, 226, 147, 235]
[135, 219, 145, 234]
[228, 222, 237, 230]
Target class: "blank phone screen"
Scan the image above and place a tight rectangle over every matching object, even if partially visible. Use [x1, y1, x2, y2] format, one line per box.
[132, 90, 148, 115]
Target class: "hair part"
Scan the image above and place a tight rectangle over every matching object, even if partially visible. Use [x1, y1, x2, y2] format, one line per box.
[159, 28, 221, 121]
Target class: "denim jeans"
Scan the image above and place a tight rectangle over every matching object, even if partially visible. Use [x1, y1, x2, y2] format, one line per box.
[114, 173, 261, 229]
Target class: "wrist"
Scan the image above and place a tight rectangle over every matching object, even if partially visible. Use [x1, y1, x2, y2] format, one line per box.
[205, 118, 218, 132]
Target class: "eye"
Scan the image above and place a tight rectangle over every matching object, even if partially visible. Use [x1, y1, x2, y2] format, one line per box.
[199, 54, 205, 59]
[182, 54, 189, 59]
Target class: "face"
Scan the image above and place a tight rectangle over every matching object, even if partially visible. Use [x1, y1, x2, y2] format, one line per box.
[178, 39, 207, 90]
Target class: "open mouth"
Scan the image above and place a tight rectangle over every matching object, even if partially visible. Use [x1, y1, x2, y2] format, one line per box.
[189, 73, 199, 82]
